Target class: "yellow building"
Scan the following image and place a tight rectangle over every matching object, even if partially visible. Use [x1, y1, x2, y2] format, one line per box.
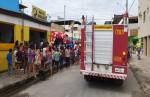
[0, 8, 52, 72]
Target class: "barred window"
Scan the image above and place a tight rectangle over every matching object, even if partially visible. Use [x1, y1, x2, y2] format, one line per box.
[0, 23, 14, 43]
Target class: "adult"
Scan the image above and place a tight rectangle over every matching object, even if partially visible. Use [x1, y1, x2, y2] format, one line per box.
[70, 48, 75, 65]
[45, 47, 53, 75]
[60, 46, 65, 69]
[136, 41, 142, 60]
[14, 40, 19, 50]
[16, 44, 24, 70]
[65, 47, 70, 67]
[14, 47, 19, 74]
[28, 43, 35, 74]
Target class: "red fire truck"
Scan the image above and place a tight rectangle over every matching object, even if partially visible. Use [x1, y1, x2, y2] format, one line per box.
[80, 24, 128, 85]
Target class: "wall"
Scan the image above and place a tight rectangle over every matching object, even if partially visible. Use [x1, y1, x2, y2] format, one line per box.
[138, 0, 150, 37]
[51, 23, 64, 32]
[128, 23, 138, 36]
[139, 0, 150, 57]
[0, 0, 19, 12]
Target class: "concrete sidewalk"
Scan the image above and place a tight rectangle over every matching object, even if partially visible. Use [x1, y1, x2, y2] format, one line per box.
[0, 71, 35, 97]
[0, 71, 31, 89]
[130, 54, 150, 97]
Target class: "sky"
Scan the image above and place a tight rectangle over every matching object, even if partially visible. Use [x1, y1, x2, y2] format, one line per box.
[22, 0, 138, 24]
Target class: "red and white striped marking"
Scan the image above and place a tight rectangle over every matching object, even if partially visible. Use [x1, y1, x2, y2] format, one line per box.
[80, 70, 127, 80]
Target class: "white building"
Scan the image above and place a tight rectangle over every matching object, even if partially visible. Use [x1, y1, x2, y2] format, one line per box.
[138, 0, 150, 57]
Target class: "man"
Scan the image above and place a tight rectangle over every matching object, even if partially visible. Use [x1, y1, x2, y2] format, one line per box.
[7, 49, 13, 76]
[65, 47, 70, 67]
[136, 42, 142, 60]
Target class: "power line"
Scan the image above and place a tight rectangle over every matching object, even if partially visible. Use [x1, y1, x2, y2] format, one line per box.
[129, 0, 136, 11]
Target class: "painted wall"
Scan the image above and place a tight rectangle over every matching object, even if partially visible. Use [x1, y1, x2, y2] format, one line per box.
[0, 13, 50, 31]
[0, 12, 51, 71]
[0, 0, 19, 12]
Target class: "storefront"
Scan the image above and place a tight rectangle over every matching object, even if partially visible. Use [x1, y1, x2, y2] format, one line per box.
[0, 8, 50, 71]
[30, 28, 47, 47]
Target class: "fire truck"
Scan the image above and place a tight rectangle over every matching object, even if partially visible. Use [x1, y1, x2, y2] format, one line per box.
[80, 24, 128, 85]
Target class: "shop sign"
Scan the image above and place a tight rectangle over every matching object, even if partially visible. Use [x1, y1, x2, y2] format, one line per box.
[32, 5, 47, 21]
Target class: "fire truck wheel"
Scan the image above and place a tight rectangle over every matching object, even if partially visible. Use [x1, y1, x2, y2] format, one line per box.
[114, 79, 124, 86]
[84, 75, 92, 82]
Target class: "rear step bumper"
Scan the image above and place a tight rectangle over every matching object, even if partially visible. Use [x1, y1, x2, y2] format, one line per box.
[80, 70, 127, 80]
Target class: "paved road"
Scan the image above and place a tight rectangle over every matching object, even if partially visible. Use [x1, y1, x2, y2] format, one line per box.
[13, 65, 143, 97]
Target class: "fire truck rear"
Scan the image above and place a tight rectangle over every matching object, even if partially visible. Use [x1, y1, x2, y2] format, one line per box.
[80, 24, 128, 85]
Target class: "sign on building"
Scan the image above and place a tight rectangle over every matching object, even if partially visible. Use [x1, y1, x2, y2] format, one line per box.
[32, 6, 47, 21]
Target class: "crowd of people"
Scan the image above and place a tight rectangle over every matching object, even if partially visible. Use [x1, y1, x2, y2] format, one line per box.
[6, 38, 80, 79]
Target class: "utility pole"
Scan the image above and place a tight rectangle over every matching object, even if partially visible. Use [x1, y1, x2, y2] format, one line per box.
[125, 0, 128, 25]
[64, 5, 66, 33]
[20, 0, 24, 42]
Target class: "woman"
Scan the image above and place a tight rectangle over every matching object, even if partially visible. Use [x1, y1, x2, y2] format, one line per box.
[45, 47, 52, 75]
[14, 47, 19, 74]
[34, 49, 42, 78]
[28, 44, 35, 76]
[60, 46, 65, 69]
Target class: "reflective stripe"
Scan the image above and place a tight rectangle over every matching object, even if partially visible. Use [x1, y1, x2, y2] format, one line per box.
[81, 70, 127, 80]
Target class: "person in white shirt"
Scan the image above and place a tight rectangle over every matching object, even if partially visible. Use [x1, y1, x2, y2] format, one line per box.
[65, 47, 70, 67]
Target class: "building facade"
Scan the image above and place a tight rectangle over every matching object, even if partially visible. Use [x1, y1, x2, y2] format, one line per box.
[128, 17, 138, 37]
[138, 0, 150, 57]
[0, 8, 51, 71]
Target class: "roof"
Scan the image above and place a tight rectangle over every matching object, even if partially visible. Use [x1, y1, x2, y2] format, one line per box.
[51, 20, 81, 25]
[113, 15, 138, 24]
[112, 14, 123, 24]
[0, 8, 50, 26]
[19, 4, 28, 9]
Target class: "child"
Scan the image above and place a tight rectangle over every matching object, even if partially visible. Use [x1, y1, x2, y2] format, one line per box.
[54, 48, 60, 72]
[7, 49, 13, 76]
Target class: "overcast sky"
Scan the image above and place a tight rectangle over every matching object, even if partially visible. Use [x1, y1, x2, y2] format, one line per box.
[22, 0, 138, 24]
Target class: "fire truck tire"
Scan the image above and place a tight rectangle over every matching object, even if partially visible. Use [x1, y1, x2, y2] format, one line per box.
[114, 79, 124, 86]
[84, 75, 92, 82]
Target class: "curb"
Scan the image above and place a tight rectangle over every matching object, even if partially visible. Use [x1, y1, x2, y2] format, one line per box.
[0, 76, 38, 97]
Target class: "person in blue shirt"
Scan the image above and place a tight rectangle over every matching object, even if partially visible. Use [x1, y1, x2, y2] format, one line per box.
[7, 49, 13, 76]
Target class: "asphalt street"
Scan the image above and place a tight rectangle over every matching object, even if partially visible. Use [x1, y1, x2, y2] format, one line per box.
[13, 65, 143, 97]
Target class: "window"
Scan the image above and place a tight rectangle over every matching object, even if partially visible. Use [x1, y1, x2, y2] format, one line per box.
[0, 23, 14, 43]
[73, 27, 78, 31]
[147, 8, 149, 14]
[143, 11, 146, 23]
